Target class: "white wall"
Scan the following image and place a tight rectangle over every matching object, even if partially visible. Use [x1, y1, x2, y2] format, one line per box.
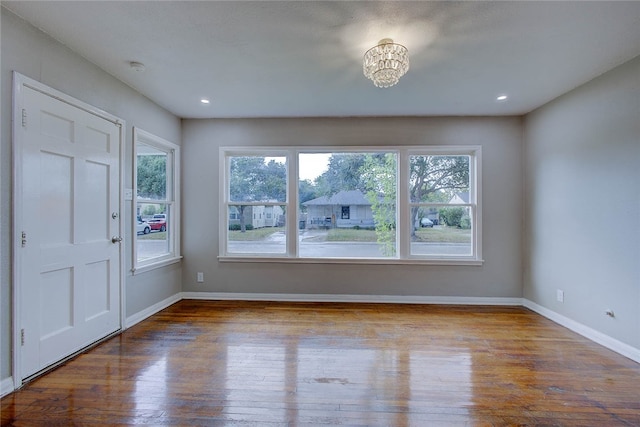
[1, 8, 183, 382]
[181, 117, 523, 298]
[524, 55, 640, 350]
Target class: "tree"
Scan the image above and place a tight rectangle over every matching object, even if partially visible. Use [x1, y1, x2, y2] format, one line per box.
[298, 179, 317, 211]
[361, 154, 397, 256]
[314, 153, 370, 196]
[137, 154, 166, 199]
[409, 156, 468, 203]
[230, 157, 286, 232]
[142, 205, 158, 216]
[408, 155, 469, 236]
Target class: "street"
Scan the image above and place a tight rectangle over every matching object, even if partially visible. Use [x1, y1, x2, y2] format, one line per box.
[138, 231, 472, 259]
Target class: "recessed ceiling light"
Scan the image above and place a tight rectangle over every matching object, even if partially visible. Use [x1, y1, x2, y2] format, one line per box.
[496, 94, 508, 101]
[200, 98, 210, 105]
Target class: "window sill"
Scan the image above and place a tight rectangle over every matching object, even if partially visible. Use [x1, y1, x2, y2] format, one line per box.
[132, 256, 183, 275]
[218, 256, 483, 266]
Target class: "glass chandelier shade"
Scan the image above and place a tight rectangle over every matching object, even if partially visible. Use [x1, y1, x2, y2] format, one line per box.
[363, 38, 410, 88]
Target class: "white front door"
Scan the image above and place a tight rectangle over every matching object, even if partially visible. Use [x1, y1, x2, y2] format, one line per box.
[16, 76, 122, 380]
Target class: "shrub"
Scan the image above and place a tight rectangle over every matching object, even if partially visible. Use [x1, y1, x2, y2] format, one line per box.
[440, 207, 465, 228]
[460, 213, 471, 229]
[229, 224, 254, 231]
[142, 205, 158, 216]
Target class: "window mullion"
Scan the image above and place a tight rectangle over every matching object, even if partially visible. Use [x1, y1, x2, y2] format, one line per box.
[287, 149, 297, 257]
[398, 148, 409, 259]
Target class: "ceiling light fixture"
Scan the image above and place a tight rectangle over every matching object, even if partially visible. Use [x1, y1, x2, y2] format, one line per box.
[496, 94, 508, 101]
[200, 98, 210, 104]
[363, 38, 409, 88]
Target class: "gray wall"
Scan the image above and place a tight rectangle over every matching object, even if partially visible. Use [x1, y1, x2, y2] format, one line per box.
[524, 56, 640, 350]
[181, 117, 523, 298]
[1, 9, 183, 382]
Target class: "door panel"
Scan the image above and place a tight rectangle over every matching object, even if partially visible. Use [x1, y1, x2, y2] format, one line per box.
[39, 152, 73, 246]
[39, 268, 74, 338]
[82, 160, 110, 241]
[18, 82, 122, 380]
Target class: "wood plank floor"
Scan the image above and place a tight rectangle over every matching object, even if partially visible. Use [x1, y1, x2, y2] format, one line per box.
[2, 300, 640, 426]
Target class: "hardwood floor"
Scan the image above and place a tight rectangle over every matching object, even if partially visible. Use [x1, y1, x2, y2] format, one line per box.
[2, 300, 640, 426]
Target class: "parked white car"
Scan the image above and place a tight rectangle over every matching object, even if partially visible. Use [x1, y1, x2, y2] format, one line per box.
[136, 219, 151, 235]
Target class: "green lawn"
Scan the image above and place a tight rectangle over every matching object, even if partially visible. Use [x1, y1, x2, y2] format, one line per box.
[326, 228, 378, 242]
[138, 231, 167, 240]
[325, 226, 471, 243]
[228, 227, 284, 241]
[414, 227, 471, 243]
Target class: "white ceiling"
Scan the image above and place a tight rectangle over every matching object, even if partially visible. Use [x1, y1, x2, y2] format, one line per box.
[4, 1, 640, 119]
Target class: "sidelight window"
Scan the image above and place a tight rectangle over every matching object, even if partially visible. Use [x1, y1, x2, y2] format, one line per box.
[133, 128, 181, 272]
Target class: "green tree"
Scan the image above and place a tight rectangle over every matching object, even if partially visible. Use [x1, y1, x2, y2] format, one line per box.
[298, 179, 317, 211]
[361, 154, 397, 256]
[142, 205, 158, 216]
[230, 157, 286, 232]
[137, 154, 166, 199]
[409, 155, 469, 236]
[314, 153, 370, 196]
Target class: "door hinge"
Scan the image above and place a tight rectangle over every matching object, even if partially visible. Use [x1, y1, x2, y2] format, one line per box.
[21, 109, 27, 127]
[21, 231, 27, 247]
[21, 329, 25, 346]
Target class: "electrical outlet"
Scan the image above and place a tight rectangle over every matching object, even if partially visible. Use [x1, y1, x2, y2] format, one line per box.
[197, 272, 204, 283]
[556, 289, 564, 303]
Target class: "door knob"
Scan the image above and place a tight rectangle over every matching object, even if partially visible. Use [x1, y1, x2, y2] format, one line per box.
[111, 236, 123, 243]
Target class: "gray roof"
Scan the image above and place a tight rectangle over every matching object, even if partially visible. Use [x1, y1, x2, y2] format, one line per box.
[303, 190, 371, 206]
[451, 192, 470, 203]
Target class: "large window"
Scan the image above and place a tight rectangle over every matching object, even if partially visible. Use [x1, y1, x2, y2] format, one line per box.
[133, 128, 181, 272]
[220, 146, 481, 264]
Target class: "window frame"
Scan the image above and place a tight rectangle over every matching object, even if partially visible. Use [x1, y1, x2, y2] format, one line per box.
[220, 148, 291, 258]
[132, 128, 182, 274]
[402, 147, 482, 262]
[219, 146, 482, 265]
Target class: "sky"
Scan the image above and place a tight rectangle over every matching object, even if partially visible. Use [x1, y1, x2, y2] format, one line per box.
[265, 153, 330, 182]
[298, 153, 330, 182]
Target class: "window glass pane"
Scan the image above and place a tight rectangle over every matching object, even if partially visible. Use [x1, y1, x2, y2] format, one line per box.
[137, 203, 170, 261]
[409, 155, 470, 203]
[410, 206, 472, 256]
[229, 156, 286, 203]
[299, 152, 397, 258]
[137, 143, 168, 200]
[227, 205, 286, 254]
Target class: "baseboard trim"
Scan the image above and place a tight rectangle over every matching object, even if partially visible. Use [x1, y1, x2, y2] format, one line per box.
[125, 293, 182, 328]
[1, 377, 14, 398]
[523, 299, 640, 364]
[182, 291, 522, 306]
